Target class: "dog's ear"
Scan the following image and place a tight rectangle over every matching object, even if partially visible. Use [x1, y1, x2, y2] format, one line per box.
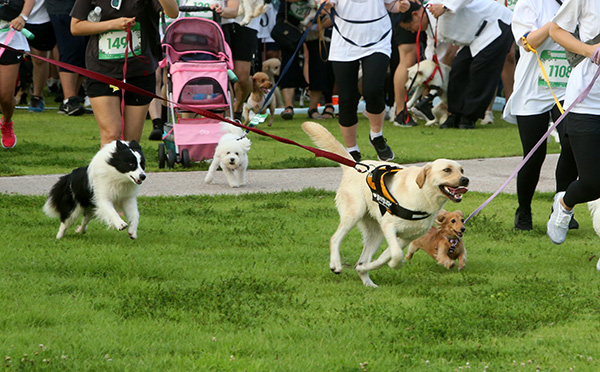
[129, 140, 142, 151]
[416, 163, 432, 189]
[435, 209, 447, 225]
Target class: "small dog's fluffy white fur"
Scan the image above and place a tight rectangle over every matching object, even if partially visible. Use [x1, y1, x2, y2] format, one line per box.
[405, 60, 451, 126]
[43, 140, 146, 239]
[239, 0, 270, 26]
[204, 123, 252, 188]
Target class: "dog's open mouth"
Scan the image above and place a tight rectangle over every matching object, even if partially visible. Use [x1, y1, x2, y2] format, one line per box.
[261, 87, 270, 94]
[130, 176, 143, 185]
[453, 229, 464, 238]
[440, 185, 468, 202]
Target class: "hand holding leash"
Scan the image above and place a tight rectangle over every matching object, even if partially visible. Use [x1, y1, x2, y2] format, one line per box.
[592, 45, 600, 65]
[428, 3, 447, 18]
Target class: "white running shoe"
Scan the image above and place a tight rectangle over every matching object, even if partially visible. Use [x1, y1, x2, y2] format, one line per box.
[547, 192, 573, 245]
[480, 110, 494, 125]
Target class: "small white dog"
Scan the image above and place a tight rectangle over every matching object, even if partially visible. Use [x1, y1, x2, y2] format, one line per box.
[300, 0, 320, 28]
[204, 123, 251, 188]
[405, 60, 451, 126]
[239, 0, 270, 26]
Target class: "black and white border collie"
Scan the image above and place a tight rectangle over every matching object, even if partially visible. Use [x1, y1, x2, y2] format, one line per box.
[44, 140, 146, 239]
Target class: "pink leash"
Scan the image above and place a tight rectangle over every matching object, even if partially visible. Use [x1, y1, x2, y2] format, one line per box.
[466, 46, 600, 222]
[0, 28, 16, 59]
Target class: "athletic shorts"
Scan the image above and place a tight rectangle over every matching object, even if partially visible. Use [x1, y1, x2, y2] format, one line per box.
[25, 22, 56, 51]
[86, 74, 156, 106]
[49, 13, 87, 71]
[0, 49, 23, 65]
[221, 23, 258, 62]
[566, 112, 600, 136]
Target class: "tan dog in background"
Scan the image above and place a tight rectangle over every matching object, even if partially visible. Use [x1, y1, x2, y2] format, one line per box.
[262, 58, 284, 108]
[405, 209, 467, 270]
[243, 71, 276, 127]
[301, 121, 469, 287]
[405, 60, 451, 126]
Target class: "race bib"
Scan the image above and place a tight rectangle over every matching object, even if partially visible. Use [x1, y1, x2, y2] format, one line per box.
[538, 50, 571, 88]
[98, 23, 142, 60]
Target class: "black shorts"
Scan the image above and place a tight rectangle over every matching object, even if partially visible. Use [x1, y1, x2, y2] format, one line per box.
[0, 49, 23, 65]
[86, 74, 156, 106]
[25, 22, 56, 51]
[221, 23, 258, 62]
[565, 112, 600, 136]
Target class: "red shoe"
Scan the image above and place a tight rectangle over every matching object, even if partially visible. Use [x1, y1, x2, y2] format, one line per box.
[1, 117, 16, 148]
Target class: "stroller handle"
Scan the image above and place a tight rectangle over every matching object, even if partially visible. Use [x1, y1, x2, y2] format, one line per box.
[178, 5, 221, 24]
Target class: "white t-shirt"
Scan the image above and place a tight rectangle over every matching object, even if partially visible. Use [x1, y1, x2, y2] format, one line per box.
[503, 0, 565, 122]
[328, 0, 393, 62]
[28, 0, 50, 25]
[221, 0, 260, 31]
[552, 0, 600, 115]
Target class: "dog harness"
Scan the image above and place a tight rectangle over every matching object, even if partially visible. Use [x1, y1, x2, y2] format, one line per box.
[446, 236, 461, 255]
[366, 165, 431, 220]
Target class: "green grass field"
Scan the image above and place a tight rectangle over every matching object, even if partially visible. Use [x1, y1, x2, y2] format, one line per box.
[1, 106, 598, 371]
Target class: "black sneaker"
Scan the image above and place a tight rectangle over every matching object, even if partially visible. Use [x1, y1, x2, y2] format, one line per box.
[60, 96, 85, 116]
[393, 110, 417, 127]
[458, 116, 476, 129]
[412, 95, 435, 121]
[369, 136, 394, 161]
[514, 207, 533, 231]
[349, 150, 361, 162]
[440, 113, 460, 129]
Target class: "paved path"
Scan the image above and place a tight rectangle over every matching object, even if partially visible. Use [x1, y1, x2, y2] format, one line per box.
[0, 155, 559, 196]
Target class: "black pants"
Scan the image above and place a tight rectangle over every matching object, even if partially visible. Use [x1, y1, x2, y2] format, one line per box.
[516, 105, 577, 211]
[332, 52, 389, 127]
[447, 21, 513, 121]
[562, 113, 600, 207]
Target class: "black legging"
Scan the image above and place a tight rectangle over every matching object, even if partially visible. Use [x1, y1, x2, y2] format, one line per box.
[516, 104, 577, 211]
[562, 113, 600, 207]
[331, 52, 389, 127]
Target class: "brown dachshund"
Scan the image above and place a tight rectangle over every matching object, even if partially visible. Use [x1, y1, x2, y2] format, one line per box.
[405, 209, 467, 270]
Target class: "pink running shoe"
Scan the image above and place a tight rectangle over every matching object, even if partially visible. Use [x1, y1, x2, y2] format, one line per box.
[1, 117, 16, 148]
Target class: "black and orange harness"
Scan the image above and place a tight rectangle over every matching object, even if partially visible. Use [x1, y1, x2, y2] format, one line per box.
[366, 165, 431, 220]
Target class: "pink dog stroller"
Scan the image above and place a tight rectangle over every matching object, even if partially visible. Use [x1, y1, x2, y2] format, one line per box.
[158, 12, 235, 168]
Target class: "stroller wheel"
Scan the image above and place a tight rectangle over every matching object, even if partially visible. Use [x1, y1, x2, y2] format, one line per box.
[167, 149, 176, 169]
[181, 149, 191, 168]
[158, 143, 166, 169]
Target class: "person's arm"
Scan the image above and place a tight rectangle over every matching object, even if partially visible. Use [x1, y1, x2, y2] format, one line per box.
[71, 15, 136, 36]
[210, 0, 239, 19]
[520, 22, 552, 52]
[549, 22, 599, 59]
[386, 0, 410, 13]
[159, 0, 179, 19]
[10, 0, 34, 31]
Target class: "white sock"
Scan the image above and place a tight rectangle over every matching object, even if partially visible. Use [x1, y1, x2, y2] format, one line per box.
[370, 130, 383, 140]
[347, 145, 360, 153]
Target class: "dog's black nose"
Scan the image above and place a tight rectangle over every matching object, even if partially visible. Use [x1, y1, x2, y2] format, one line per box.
[460, 227, 466, 232]
[140, 173, 146, 181]
[460, 176, 469, 186]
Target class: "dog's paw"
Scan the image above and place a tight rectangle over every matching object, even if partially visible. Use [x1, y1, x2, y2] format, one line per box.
[358, 272, 378, 288]
[354, 262, 368, 273]
[129, 231, 137, 240]
[115, 220, 128, 231]
[204, 175, 213, 184]
[330, 263, 343, 274]
[229, 182, 240, 188]
[75, 225, 87, 234]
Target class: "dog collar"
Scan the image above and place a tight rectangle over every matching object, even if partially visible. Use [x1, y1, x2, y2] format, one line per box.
[446, 236, 461, 255]
[366, 165, 431, 220]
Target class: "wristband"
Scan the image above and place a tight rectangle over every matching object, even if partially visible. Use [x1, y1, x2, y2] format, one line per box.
[523, 31, 530, 40]
[19, 14, 28, 22]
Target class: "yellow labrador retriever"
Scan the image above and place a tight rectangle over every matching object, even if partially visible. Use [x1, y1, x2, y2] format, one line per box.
[302, 121, 469, 287]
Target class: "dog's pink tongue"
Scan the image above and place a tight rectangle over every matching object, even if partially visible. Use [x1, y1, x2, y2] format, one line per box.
[450, 186, 468, 194]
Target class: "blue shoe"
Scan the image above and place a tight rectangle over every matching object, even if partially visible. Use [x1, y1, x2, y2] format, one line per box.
[28, 96, 45, 113]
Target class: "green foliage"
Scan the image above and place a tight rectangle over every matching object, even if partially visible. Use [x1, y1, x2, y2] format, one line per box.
[0, 191, 599, 371]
